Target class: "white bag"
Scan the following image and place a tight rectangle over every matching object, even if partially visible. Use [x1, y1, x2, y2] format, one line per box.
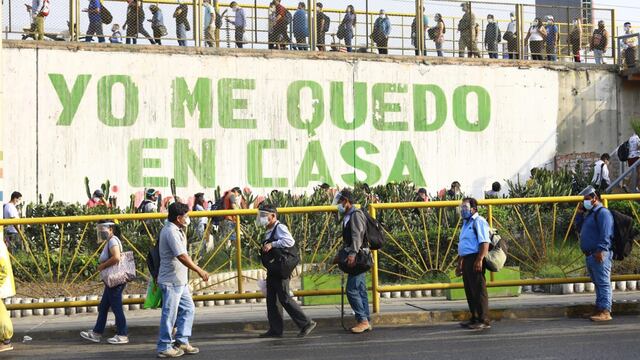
[100, 251, 136, 288]
[257, 279, 267, 296]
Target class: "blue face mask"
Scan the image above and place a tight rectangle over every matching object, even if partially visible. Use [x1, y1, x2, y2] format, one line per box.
[461, 209, 472, 219]
[337, 204, 346, 215]
[583, 200, 594, 211]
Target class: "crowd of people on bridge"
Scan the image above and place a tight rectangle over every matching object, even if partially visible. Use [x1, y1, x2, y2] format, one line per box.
[19, 0, 638, 65]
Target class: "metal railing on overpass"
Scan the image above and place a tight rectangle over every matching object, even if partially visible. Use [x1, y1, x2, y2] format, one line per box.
[4, 0, 619, 63]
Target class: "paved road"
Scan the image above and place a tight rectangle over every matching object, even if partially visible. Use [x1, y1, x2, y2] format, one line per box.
[9, 316, 640, 359]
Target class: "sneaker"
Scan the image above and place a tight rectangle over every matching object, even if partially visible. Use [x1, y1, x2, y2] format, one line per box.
[0, 343, 13, 353]
[297, 321, 317, 338]
[350, 321, 371, 334]
[107, 335, 129, 345]
[80, 330, 101, 343]
[259, 330, 283, 338]
[459, 320, 477, 329]
[157, 347, 185, 358]
[590, 310, 613, 322]
[175, 342, 199, 355]
[467, 322, 491, 331]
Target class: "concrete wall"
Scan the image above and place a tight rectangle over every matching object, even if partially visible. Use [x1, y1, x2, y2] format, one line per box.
[1, 42, 634, 204]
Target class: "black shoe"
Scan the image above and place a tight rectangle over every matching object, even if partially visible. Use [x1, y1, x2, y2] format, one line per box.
[459, 320, 477, 328]
[259, 330, 283, 338]
[297, 321, 317, 338]
[467, 322, 491, 331]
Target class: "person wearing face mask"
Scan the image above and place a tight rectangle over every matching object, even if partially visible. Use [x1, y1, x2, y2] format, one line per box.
[524, 17, 546, 61]
[81, 221, 129, 345]
[457, 2, 478, 58]
[372, 9, 391, 54]
[505, 12, 518, 59]
[484, 14, 500, 59]
[622, 22, 636, 68]
[590, 20, 608, 65]
[3, 192, 23, 253]
[258, 204, 317, 338]
[576, 186, 614, 322]
[156, 202, 209, 358]
[568, 17, 582, 62]
[226, 2, 246, 48]
[332, 189, 372, 334]
[544, 16, 558, 61]
[456, 197, 491, 331]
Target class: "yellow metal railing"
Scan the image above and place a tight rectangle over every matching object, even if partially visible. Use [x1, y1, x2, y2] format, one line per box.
[2, 194, 640, 312]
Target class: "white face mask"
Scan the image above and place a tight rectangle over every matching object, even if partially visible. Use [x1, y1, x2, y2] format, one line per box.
[337, 204, 346, 214]
[625, 26, 631, 32]
[183, 215, 191, 227]
[258, 216, 269, 227]
[573, 20, 578, 25]
[379, 14, 384, 19]
[488, 19, 494, 23]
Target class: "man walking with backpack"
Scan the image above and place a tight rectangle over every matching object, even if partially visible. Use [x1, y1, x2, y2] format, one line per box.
[456, 197, 491, 331]
[577, 186, 614, 322]
[333, 189, 372, 334]
[258, 204, 316, 338]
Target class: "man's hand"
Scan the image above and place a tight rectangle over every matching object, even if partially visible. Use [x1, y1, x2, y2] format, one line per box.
[198, 269, 209, 281]
[262, 242, 273, 253]
[594, 251, 605, 264]
[455, 258, 463, 277]
[347, 255, 356, 268]
[474, 258, 484, 272]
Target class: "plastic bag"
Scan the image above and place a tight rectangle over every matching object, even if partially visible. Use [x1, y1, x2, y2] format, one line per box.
[143, 278, 162, 309]
[257, 279, 267, 296]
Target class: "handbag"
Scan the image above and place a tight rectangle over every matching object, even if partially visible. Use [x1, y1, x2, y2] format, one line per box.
[336, 248, 372, 276]
[337, 22, 346, 40]
[100, 251, 136, 288]
[100, 5, 113, 25]
[154, 24, 168, 37]
[143, 278, 162, 309]
[260, 224, 300, 279]
[503, 30, 514, 42]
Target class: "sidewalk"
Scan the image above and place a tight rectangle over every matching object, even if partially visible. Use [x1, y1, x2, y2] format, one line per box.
[12, 292, 640, 340]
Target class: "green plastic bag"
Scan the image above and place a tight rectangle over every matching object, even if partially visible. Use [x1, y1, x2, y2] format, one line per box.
[144, 279, 162, 309]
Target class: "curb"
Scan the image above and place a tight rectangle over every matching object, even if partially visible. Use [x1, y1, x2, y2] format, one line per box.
[22, 301, 640, 340]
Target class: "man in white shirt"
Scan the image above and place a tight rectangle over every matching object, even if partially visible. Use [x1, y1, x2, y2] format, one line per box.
[3, 192, 22, 253]
[591, 154, 610, 192]
[627, 133, 640, 192]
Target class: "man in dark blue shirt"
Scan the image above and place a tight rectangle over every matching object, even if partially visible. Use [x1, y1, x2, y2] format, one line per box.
[83, 0, 105, 42]
[578, 186, 614, 322]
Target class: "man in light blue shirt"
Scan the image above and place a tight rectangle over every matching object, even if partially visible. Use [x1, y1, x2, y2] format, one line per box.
[203, 0, 216, 47]
[292, 2, 309, 50]
[258, 204, 316, 338]
[227, 1, 246, 48]
[576, 186, 614, 322]
[456, 197, 491, 330]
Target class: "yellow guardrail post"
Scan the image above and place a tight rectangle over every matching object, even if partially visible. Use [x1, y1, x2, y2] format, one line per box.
[488, 204, 494, 282]
[369, 205, 380, 314]
[611, 9, 617, 65]
[235, 214, 243, 294]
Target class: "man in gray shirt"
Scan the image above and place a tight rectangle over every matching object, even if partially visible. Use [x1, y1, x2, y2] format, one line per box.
[156, 202, 209, 358]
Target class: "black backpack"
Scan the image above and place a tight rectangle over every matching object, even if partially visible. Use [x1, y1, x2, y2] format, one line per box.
[146, 232, 161, 281]
[210, 196, 225, 225]
[594, 208, 638, 261]
[363, 210, 385, 250]
[136, 199, 152, 213]
[215, 10, 223, 29]
[618, 141, 630, 162]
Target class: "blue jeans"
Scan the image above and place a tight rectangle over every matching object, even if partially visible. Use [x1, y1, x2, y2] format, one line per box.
[586, 250, 613, 311]
[157, 284, 195, 352]
[93, 284, 127, 336]
[346, 272, 370, 322]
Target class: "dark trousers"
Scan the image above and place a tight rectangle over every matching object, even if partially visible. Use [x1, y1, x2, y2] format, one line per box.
[462, 253, 489, 324]
[93, 283, 128, 336]
[235, 27, 245, 48]
[376, 38, 388, 54]
[85, 20, 105, 43]
[266, 274, 310, 334]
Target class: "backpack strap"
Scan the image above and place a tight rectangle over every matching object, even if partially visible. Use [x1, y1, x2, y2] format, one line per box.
[264, 223, 281, 245]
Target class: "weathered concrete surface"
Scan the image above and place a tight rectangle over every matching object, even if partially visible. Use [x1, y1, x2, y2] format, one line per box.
[2, 41, 635, 202]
